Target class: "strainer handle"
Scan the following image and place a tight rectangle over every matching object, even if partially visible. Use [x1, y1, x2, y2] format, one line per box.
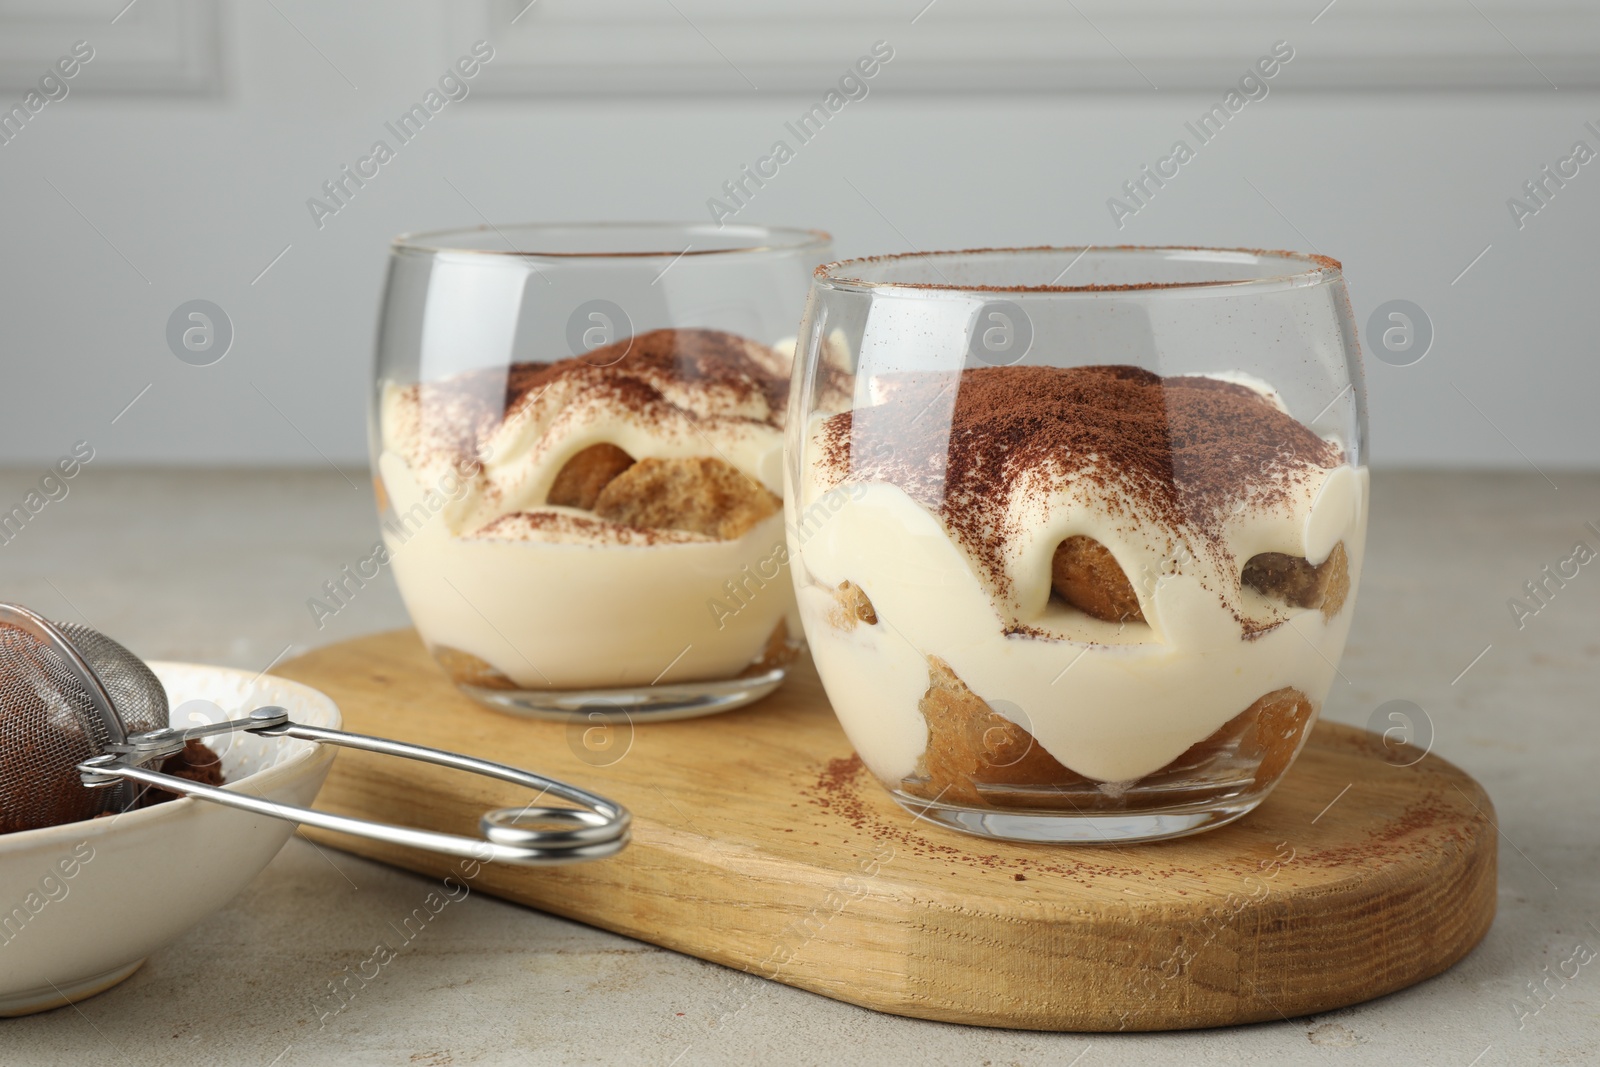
[80, 709, 630, 867]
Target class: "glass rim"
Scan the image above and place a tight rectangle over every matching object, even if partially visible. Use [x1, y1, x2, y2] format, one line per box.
[814, 245, 1343, 295]
[390, 221, 832, 259]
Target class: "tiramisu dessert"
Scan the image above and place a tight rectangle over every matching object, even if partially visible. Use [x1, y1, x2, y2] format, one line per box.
[377, 328, 806, 693]
[791, 363, 1367, 810]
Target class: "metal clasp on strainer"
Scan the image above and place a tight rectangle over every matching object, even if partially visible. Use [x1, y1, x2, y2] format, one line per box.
[0, 604, 629, 865]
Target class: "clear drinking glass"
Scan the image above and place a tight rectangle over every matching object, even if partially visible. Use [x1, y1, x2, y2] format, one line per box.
[371, 222, 832, 720]
[786, 247, 1368, 843]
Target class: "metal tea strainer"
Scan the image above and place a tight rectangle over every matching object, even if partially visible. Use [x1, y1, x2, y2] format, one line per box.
[0, 603, 629, 864]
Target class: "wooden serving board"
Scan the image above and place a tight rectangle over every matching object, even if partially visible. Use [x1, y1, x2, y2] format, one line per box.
[280, 631, 1496, 1032]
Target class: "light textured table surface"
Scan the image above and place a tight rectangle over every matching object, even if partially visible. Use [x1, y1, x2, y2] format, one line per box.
[1, 468, 1595, 1066]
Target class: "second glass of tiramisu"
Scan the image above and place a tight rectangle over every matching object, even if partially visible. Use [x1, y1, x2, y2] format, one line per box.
[786, 247, 1368, 842]
[372, 223, 832, 719]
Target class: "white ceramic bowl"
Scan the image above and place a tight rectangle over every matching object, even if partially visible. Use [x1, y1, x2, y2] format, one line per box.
[0, 663, 339, 1016]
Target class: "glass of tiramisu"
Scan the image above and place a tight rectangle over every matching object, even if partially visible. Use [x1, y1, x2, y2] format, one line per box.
[372, 223, 832, 719]
[787, 247, 1368, 842]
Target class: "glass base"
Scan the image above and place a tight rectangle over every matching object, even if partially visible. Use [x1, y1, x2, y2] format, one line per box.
[888, 788, 1264, 844]
[457, 665, 789, 723]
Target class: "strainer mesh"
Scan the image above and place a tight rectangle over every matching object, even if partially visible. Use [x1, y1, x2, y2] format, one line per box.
[0, 619, 171, 834]
[56, 622, 168, 737]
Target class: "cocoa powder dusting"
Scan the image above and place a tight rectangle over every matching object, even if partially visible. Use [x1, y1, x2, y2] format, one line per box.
[799, 752, 1483, 889]
[467, 509, 713, 546]
[532, 327, 789, 413]
[800, 754, 1142, 885]
[403, 328, 790, 469]
[818, 365, 1343, 600]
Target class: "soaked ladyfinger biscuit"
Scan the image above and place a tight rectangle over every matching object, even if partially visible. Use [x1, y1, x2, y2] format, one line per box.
[1246, 687, 1316, 784]
[432, 645, 519, 690]
[1166, 686, 1315, 786]
[593, 456, 780, 540]
[1243, 541, 1350, 619]
[547, 442, 636, 509]
[739, 620, 800, 677]
[912, 656, 1088, 806]
[1050, 535, 1144, 623]
[1317, 544, 1351, 619]
[828, 580, 877, 631]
